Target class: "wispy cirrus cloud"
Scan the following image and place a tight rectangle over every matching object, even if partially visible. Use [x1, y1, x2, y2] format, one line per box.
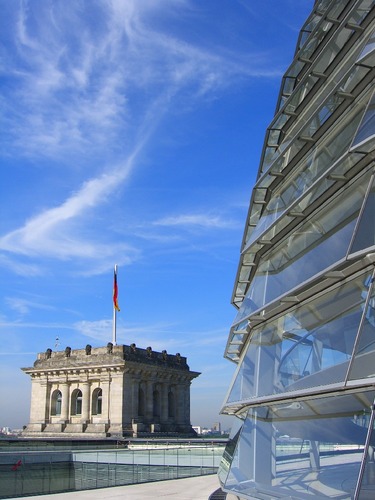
[6, 297, 56, 315]
[0, 254, 42, 277]
[4, 0, 281, 160]
[153, 213, 238, 229]
[73, 318, 228, 351]
[0, 152, 141, 270]
[0, 0, 274, 276]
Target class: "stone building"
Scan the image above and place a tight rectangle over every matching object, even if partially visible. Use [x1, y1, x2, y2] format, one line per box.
[22, 343, 200, 438]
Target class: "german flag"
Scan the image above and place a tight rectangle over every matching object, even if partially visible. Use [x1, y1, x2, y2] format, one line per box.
[113, 268, 120, 312]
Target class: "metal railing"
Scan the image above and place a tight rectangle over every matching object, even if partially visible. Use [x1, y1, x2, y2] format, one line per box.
[0, 442, 225, 498]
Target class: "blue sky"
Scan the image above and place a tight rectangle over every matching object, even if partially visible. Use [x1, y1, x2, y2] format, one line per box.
[0, 0, 313, 429]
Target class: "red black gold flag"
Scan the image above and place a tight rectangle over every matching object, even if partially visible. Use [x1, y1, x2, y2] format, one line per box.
[113, 270, 120, 312]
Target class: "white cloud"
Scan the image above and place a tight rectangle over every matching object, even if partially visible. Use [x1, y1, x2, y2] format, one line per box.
[0, 254, 42, 277]
[153, 213, 236, 229]
[73, 319, 229, 352]
[74, 319, 113, 343]
[0, 153, 140, 268]
[0, 0, 269, 275]
[6, 297, 56, 315]
[7, 0, 281, 160]
[73, 319, 181, 349]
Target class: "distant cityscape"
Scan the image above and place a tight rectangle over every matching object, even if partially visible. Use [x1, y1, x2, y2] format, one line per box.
[1, 422, 229, 438]
[0, 427, 23, 437]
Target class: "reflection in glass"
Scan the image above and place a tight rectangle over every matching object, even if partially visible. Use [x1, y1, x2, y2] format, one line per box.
[240, 169, 372, 314]
[348, 278, 375, 381]
[224, 392, 375, 499]
[356, 27, 375, 66]
[218, 417, 243, 488]
[70, 389, 83, 416]
[51, 390, 62, 416]
[92, 388, 102, 415]
[350, 175, 375, 256]
[224, 269, 373, 405]
[351, 90, 375, 152]
[358, 411, 375, 499]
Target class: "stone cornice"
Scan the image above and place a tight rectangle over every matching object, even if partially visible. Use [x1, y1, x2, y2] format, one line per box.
[22, 343, 200, 379]
[22, 363, 125, 378]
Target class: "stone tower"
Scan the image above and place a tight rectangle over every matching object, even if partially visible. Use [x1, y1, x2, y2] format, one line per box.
[22, 343, 200, 438]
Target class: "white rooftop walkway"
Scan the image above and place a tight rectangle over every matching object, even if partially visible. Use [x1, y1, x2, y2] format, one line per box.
[14, 474, 222, 500]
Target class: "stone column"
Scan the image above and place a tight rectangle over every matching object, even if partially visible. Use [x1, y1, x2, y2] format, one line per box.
[122, 373, 133, 427]
[107, 370, 124, 435]
[101, 378, 110, 423]
[146, 379, 153, 421]
[42, 381, 50, 423]
[60, 382, 69, 423]
[81, 381, 90, 423]
[30, 377, 49, 424]
[176, 382, 185, 425]
[131, 378, 139, 419]
[161, 382, 169, 423]
[183, 382, 190, 425]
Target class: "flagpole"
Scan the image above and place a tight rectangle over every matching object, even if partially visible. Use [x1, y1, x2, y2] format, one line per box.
[112, 264, 118, 346]
[112, 299, 117, 346]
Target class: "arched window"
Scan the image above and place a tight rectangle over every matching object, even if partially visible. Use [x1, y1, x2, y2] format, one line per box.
[71, 389, 82, 416]
[51, 390, 62, 416]
[92, 388, 102, 415]
[168, 390, 175, 418]
[153, 389, 160, 417]
[138, 387, 145, 417]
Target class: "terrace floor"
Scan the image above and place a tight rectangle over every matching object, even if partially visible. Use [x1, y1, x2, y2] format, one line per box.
[14, 474, 222, 500]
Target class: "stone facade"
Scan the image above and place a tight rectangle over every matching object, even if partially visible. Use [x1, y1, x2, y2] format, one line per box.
[22, 343, 200, 438]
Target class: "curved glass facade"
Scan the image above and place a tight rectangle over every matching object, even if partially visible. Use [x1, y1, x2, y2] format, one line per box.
[220, 1, 375, 498]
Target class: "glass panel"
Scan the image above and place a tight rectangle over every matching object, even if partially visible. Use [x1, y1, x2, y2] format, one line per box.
[224, 392, 375, 499]
[358, 413, 375, 499]
[97, 394, 102, 415]
[348, 277, 375, 381]
[218, 417, 243, 488]
[232, 296, 259, 323]
[71, 389, 83, 416]
[76, 392, 82, 415]
[282, 76, 296, 97]
[255, 78, 369, 228]
[56, 394, 62, 416]
[357, 27, 375, 66]
[350, 0, 374, 27]
[223, 269, 373, 407]
[340, 64, 370, 95]
[240, 169, 373, 313]
[351, 91, 375, 152]
[260, 1, 372, 176]
[276, 0, 349, 114]
[53, 391, 62, 416]
[299, 27, 329, 61]
[239, 151, 364, 288]
[284, 75, 319, 116]
[226, 348, 255, 403]
[292, 152, 364, 215]
[350, 175, 375, 255]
